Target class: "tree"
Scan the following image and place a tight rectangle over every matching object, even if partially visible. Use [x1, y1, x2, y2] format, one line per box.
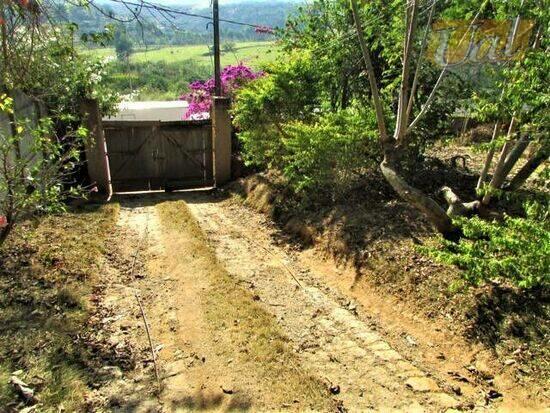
[0, 96, 88, 246]
[0, 0, 118, 246]
[350, 0, 548, 238]
[114, 32, 133, 62]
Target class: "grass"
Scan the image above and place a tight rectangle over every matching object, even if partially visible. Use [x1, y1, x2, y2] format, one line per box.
[0, 204, 119, 412]
[86, 41, 279, 69]
[156, 200, 334, 411]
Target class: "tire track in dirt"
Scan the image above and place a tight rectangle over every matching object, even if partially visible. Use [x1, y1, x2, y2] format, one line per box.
[117, 199, 255, 412]
[184, 193, 468, 412]
[115, 197, 337, 412]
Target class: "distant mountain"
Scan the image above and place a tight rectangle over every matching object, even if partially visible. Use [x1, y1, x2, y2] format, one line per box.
[55, 0, 300, 45]
[156, 0, 301, 6]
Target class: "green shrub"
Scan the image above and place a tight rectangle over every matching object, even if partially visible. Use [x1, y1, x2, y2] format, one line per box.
[281, 109, 379, 199]
[425, 201, 550, 289]
[233, 50, 380, 202]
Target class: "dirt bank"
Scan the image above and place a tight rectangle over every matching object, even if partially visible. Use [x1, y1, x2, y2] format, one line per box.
[189, 181, 548, 411]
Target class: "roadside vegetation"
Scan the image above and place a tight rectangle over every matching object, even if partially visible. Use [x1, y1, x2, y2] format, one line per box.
[87, 41, 278, 100]
[227, 0, 549, 384]
[0, 204, 119, 411]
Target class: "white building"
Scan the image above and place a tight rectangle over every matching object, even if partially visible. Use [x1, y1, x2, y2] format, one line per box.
[103, 100, 189, 122]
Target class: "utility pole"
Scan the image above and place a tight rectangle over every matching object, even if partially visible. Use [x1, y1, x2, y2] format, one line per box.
[212, 0, 222, 96]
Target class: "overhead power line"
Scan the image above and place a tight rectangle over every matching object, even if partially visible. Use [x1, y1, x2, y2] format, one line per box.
[102, 0, 263, 28]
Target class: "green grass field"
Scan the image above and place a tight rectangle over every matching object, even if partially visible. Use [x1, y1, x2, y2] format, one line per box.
[86, 41, 279, 68]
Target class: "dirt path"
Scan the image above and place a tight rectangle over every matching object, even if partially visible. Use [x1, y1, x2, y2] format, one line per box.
[116, 200, 263, 411]
[184, 193, 472, 412]
[107, 192, 541, 412]
[112, 197, 336, 412]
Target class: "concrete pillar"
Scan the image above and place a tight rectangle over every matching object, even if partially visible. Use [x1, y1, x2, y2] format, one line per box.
[80, 99, 112, 197]
[211, 96, 232, 186]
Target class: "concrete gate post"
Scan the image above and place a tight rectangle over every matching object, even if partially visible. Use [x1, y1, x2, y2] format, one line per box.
[80, 99, 112, 198]
[211, 96, 232, 186]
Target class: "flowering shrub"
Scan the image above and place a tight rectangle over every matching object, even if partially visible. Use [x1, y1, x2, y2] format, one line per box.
[179, 64, 263, 120]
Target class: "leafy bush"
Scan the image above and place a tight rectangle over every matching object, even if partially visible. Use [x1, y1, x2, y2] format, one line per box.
[280, 109, 379, 199]
[425, 201, 549, 289]
[0, 96, 89, 245]
[8, 28, 119, 119]
[233, 50, 380, 201]
[233, 50, 329, 169]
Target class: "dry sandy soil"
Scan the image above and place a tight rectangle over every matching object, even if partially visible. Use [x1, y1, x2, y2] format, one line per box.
[94, 191, 547, 412]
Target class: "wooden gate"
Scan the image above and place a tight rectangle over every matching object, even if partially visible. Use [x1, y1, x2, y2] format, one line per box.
[103, 120, 214, 192]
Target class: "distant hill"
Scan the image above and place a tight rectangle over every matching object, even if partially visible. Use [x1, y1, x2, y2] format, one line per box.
[58, 0, 300, 45]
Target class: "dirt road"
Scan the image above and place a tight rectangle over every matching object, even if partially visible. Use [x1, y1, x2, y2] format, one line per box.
[184, 193, 465, 412]
[105, 192, 531, 412]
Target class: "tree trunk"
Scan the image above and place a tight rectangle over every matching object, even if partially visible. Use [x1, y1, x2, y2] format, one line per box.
[380, 155, 457, 239]
[476, 121, 501, 190]
[440, 186, 480, 217]
[506, 143, 549, 191]
[0, 224, 12, 247]
[340, 73, 349, 109]
[481, 140, 512, 204]
[482, 135, 530, 204]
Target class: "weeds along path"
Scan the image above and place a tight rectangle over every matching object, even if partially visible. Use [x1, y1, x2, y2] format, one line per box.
[184, 193, 474, 412]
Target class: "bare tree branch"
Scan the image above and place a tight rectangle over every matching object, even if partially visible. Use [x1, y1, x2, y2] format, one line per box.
[349, 0, 389, 143]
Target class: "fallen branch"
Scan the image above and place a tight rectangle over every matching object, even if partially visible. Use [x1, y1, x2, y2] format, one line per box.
[128, 216, 162, 391]
[135, 292, 162, 390]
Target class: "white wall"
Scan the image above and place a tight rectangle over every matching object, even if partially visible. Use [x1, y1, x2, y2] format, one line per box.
[103, 101, 189, 122]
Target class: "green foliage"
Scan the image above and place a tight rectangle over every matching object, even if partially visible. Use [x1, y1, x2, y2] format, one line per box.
[114, 30, 133, 61]
[280, 109, 379, 199]
[0, 95, 89, 245]
[233, 50, 380, 201]
[425, 201, 550, 289]
[233, 50, 328, 170]
[7, 25, 119, 119]
[471, 50, 549, 127]
[104, 59, 210, 100]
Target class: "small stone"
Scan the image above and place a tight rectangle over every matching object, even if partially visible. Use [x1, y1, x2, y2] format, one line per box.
[504, 359, 516, 366]
[430, 392, 460, 408]
[474, 359, 494, 380]
[221, 386, 234, 395]
[451, 385, 462, 395]
[486, 389, 503, 400]
[405, 377, 440, 392]
[406, 336, 418, 347]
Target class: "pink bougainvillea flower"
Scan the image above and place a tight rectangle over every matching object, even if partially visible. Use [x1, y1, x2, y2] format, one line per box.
[180, 63, 263, 120]
[0, 216, 8, 228]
